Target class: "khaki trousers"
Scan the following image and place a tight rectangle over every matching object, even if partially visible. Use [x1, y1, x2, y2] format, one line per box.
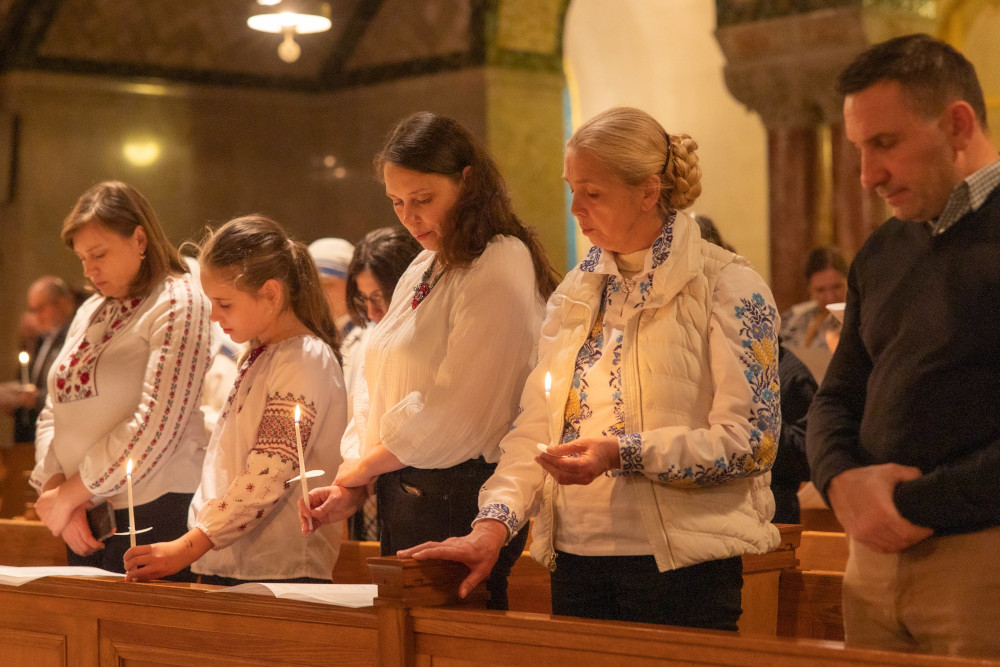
[844, 526, 1000, 658]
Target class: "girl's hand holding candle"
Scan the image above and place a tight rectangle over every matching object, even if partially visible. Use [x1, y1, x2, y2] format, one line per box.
[294, 404, 313, 531]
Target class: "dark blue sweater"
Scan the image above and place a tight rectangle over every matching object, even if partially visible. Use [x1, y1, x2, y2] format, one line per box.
[807, 187, 1000, 534]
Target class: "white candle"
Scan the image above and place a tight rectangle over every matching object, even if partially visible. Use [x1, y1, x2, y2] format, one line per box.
[544, 372, 552, 448]
[18, 351, 29, 386]
[126, 458, 137, 548]
[294, 404, 313, 531]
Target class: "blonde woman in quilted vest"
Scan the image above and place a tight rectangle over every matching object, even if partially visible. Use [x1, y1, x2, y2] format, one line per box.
[400, 107, 781, 630]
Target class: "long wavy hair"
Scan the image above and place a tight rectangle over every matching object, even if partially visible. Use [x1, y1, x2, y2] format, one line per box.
[374, 112, 559, 300]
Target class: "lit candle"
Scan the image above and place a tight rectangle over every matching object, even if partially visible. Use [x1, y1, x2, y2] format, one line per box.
[126, 458, 137, 549]
[294, 404, 313, 531]
[544, 371, 552, 415]
[18, 351, 29, 386]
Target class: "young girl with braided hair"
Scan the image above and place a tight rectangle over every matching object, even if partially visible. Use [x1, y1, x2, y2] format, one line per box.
[124, 215, 347, 584]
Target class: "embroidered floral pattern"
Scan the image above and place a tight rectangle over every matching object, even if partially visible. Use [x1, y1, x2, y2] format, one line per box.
[561, 300, 605, 443]
[254, 392, 318, 466]
[220, 345, 266, 422]
[649, 210, 676, 270]
[578, 245, 602, 272]
[208, 392, 320, 537]
[91, 279, 211, 494]
[618, 433, 644, 473]
[411, 263, 445, 309]
[477, 503, 520, 534]
[656, 292, 780, 487]
[54, 296, 146, 404]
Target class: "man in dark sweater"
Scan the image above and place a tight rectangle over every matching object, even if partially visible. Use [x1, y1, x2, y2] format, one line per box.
[807, 34, 1000, 657]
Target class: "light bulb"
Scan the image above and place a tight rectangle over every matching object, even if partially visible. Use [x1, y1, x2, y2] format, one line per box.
[277, 28, 301, 63]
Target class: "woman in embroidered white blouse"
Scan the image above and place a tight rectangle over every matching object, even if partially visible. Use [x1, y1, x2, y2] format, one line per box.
[400, 107, 782, 630]
[300, 112, 560, 609]
[30, 181, 212, 579]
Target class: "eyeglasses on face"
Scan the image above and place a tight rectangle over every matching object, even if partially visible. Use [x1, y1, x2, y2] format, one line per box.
[354, 291, 385, 309]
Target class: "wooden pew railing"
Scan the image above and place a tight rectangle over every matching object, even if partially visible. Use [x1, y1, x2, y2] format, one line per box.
[2, 555, 995, 666]
[1, 519, 838, 639]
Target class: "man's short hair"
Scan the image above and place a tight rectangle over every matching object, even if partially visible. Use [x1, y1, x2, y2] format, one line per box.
[33, 275, 74, 305]
[836, 33, 988, 130]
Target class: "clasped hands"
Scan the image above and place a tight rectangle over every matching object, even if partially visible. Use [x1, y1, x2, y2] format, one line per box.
[827, 463, 933, 553]
[34, 474, 104, 556]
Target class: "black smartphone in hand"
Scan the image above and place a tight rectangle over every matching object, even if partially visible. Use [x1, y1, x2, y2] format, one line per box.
[85, 500, 117, 541]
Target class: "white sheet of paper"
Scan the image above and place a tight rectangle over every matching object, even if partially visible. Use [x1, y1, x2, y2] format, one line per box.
[213, 582, 378, 608]
[0, 565, 124, 587]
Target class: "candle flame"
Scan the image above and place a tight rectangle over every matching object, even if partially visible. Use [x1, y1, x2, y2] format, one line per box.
[18, 351, 29, 364]
[126, 458, 133, 477]
[544, 372, 551, 394]
[294, 403, 300, 423]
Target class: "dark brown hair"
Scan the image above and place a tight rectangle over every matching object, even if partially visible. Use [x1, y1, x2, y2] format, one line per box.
[345, 226, 422, 324]
[61, 181, 186, 298]
[374, 112, 560, 299]
[804, 245, 848, 281]
[837, 33, 988, 129]
[197, 215, 340, 358]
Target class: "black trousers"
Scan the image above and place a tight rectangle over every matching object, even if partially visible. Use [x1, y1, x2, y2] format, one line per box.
[376, 458, 529, 610]
[549, 551, 743, 630]
[67, 491, 197, 582]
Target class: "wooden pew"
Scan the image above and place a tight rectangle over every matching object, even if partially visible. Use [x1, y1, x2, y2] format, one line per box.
[797, 531, 848, 572]
[1, 557, 992, 666]
[0, 519, 803, 638]
[0, 519, 66, 566]
[328, 525, 802, 636]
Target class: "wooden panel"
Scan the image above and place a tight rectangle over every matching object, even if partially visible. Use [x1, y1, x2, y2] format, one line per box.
[0, 519, 67, 566]
[410, 606, 991, 666]
[777, 569, 844, 641]
[797, 531, 848, 572]
[0, 626, 67, 667]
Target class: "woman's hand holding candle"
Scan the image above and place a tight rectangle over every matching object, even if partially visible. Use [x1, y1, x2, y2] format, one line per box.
[535, 436, 621, 486]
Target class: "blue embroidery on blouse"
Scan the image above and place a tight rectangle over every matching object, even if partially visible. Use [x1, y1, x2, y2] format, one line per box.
[618, 432, 644, 474]
[649, 210, 676, 270]
[578, 245, 602, 272]
[477, 503, 520, 533]
[656, 292, 779, 487]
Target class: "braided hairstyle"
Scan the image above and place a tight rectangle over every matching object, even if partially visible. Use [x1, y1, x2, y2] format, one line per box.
[197, 215, 340, 359]
[567, 106, 702, 216]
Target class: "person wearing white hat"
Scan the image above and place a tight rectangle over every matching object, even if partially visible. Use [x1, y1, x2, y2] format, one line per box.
[308, 237, 356, 340]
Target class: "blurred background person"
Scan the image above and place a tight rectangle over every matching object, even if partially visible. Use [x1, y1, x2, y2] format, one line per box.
[1, 276, 77, 445]
[308, 236, 357, 344]
[780, 245, 848, 381]
[29, 181, 212, 579]
[342, 226, 422, 399]
[341, 225, 422, 541]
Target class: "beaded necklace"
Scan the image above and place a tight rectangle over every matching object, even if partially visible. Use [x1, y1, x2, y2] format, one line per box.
[411, 262, 446, 309]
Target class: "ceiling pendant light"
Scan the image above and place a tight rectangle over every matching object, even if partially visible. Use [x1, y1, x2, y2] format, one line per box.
[247, 0, 332, 63]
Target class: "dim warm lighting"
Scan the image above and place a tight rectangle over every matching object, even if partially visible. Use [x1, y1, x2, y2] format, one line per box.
[248, 0, 332, 64]
[122, 140, 161, 167]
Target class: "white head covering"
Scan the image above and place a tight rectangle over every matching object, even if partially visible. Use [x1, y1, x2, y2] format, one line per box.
[308, 237, 355, 280]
